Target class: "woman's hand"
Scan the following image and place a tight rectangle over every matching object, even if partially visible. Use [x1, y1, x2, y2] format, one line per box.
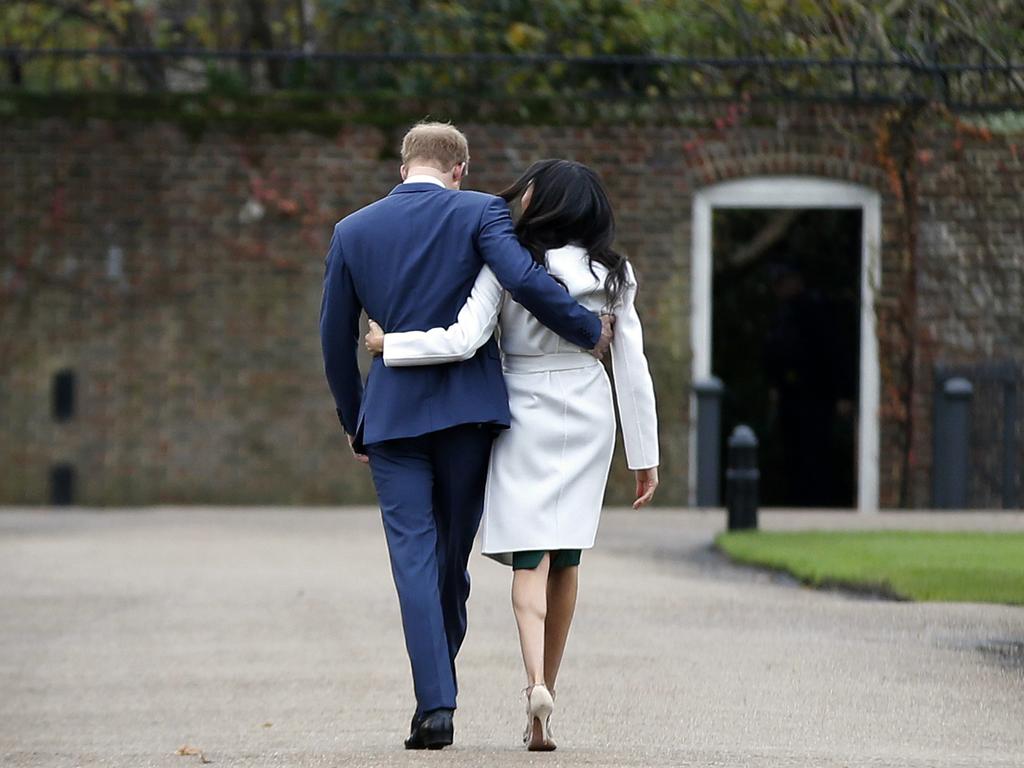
[364, 320, 384, 356]
[348, 434, 369, 465]
[633, 467, 659, 509]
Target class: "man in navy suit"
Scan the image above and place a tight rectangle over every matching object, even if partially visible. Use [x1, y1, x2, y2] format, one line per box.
[320, 122, 612, 749]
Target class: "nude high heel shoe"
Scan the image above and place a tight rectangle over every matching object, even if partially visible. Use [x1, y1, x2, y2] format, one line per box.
[523, 683, 556, 751]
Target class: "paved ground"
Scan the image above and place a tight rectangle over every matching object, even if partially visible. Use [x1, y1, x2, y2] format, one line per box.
[1, 507, 1022, 767]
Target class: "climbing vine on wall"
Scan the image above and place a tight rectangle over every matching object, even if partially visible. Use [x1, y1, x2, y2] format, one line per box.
[234, 144, 332, 273]
[874, 103, 925, 507]
[873, 101, 999, 507]
[0, 131, 333, 373]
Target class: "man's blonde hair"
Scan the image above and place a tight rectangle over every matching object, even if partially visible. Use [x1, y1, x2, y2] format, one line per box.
[401, 121, 469, 171]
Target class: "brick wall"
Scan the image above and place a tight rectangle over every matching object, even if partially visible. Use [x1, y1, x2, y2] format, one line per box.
[1, 101, 1021, 507]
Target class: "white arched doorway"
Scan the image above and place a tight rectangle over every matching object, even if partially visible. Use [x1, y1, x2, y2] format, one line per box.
[689, 176, 882, 513]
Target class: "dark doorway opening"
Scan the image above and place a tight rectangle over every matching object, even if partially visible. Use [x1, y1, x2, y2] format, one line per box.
[50, 463, 76, 506]
[712, 208, 861, 508]
[53, 369, 76, 422]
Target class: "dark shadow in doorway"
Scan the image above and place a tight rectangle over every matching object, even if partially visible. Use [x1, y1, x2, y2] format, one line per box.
[712, 208, 861, 508]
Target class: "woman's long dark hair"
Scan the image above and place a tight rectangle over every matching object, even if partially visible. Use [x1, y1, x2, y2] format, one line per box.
[498, 159, 629, 309]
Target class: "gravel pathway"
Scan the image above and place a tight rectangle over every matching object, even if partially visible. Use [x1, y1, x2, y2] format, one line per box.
[1, 507, 1021, 767]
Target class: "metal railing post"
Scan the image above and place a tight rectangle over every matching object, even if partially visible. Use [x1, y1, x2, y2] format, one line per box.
[1002, 376, 1018, 509]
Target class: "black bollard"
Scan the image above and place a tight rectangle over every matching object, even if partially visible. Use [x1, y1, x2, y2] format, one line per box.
[934, 377, 973, 509]
[694, 376, 724, 507]
[725, 425, 759, 531]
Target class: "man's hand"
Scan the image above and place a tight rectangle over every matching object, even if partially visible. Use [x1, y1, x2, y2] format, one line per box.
[348, 434, 369, 465]
[633, 467, 659, 509]
[590, 314, 615, 359]
[365, 319, 384, 357]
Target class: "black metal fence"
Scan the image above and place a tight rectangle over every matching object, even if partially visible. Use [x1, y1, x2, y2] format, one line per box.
[3, 48, 1024, 109]
[933, 361, 1021, 510]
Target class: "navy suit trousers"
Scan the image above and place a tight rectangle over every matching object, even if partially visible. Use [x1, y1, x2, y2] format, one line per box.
[365, 423, 496, 713]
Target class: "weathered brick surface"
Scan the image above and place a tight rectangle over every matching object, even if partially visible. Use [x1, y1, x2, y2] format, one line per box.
[1, 103, 1021, 507]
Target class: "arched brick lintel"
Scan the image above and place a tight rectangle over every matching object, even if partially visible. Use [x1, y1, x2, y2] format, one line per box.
[683, 145, 890, 194]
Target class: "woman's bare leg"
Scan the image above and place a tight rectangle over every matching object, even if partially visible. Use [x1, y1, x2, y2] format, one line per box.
[543, 565, 578, 691]
[511, 553, 551, 685]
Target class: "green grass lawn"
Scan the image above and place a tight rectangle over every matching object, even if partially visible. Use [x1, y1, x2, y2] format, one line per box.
[715, 530, 1024, 605]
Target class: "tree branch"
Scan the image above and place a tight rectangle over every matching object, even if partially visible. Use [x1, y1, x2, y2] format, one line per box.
[715, 209, 801, 273]
[943, 0, 1024, 95]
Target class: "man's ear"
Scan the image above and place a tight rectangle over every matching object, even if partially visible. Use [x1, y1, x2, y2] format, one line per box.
[400, 164, 408, 181]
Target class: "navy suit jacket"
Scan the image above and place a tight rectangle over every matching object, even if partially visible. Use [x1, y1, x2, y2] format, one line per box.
[320, 182, 602, 449]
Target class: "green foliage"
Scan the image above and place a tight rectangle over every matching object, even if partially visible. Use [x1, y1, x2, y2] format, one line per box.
[639, 0, 1024, 62]
[0, 88, 706, 139]
[322, 0, 649, 56]
[717, 530, 1024, 605]
[3, 1, 1023, 97]
[6, 0, 1023, 60]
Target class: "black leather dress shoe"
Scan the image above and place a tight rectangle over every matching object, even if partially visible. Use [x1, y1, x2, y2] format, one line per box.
[409, 711, 423, 736]
[404, 708, 454, 750]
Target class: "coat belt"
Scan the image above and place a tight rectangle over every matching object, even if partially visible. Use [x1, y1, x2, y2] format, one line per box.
[502, 352, 601, 374]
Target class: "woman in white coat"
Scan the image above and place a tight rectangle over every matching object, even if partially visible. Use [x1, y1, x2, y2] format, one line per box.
[364, 159, 659, 751]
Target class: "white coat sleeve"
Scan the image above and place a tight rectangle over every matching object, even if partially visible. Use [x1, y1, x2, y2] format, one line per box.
[610, 263, 660, 469]
[383, 266, 504, 367]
